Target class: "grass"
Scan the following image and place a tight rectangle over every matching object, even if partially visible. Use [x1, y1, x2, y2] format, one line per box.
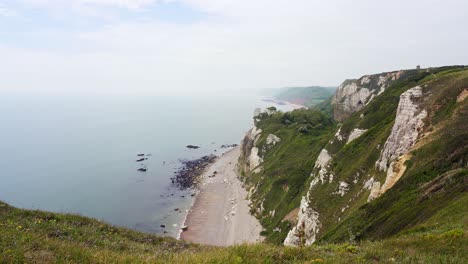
[1, 201, 466, 263]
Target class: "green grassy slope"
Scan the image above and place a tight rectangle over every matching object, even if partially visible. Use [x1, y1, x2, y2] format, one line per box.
[241, 66, 468, 246]
[321, 68, 468, 243]
[1, 201, 466, 263]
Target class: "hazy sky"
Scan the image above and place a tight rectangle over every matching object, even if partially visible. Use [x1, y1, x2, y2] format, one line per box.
[1, 0, 467, 96]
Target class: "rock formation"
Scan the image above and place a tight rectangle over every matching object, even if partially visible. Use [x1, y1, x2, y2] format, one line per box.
[284, 148, 331, 246]
[240, 126, 263, 173]
[284, 196, 320, 246]
[376, 86, 427, 171]
[266, 134, 281, 147]
[332, 71, 406, 122]
[370, 86, 427, 200]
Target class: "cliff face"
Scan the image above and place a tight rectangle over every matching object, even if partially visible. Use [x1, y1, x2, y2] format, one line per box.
[240, 126, 263, 174]
[239, 66, 468, 245]
[373, 86, 427, 199]
[332, 70, 411, 122]
[283, 195, 320, 246]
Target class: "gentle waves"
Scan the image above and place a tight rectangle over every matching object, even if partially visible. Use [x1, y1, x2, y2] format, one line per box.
[0, 94, 294, 237]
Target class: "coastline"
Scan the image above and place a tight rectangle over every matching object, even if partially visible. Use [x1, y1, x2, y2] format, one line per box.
[180, 146, 263, 246]
[261, 97, 308, 110]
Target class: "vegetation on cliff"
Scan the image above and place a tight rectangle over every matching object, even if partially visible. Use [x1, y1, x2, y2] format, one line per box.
[239, 66, 467, 248]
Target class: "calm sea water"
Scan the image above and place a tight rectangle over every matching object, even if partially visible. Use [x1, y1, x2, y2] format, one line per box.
[0, 94, 293, 237]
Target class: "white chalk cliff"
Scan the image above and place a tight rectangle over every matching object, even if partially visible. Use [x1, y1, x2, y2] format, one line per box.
[284, 148, 332, 246]
[284, 195, 320, 246]
[241, 126, 264, 173]
[332, 71, 406, 122]
[372, 86, 427, 200]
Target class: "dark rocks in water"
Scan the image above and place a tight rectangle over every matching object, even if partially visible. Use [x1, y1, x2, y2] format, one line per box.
[174, 208, 179, 211]
[173, 154, 217, 190]
[160, 225, 166, 228]
[181, 226, 188, 231]
[138, 168, 147, 172]
[221, 144, 238, 148]
[137, 154, 145, 156]
[136, 158, 145, 162]
[186, 145, 200, 149]
[191, 194, 196, 197]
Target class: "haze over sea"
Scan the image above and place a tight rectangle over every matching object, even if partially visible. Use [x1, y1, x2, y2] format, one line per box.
[0, 94, 293, 237]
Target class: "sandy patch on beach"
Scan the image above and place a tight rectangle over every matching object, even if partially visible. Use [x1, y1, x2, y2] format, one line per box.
[180, 146, 263, 246]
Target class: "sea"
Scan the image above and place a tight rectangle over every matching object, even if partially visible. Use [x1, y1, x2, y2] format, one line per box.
[0, 94, 294, 237]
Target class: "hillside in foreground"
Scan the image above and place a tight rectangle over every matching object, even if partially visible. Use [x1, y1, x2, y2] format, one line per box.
[0, 200, 466, 263]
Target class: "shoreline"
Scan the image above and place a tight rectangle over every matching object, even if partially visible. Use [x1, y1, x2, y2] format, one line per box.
[261, 97, 308, 110]
[180, 146, 263, 246]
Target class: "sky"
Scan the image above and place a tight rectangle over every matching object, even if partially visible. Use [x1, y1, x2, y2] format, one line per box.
[1, 0, 467, 96]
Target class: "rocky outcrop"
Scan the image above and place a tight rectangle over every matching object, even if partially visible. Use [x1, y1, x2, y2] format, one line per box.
[373, 86, 427, 198]
[332, 81, 371, 122]
[332, 71, 406, 122]
[284, 196, 321, 246]
[334, 128, 343, 141]
[248, 147, 263, 173]
[315, 149, 332, 169]
[376, 86, 427, 171]
[240, 126, 263, 173]
[335, 181, 350, 196]
[311, 149, 333, 186]
[266, 134, 281, 146]
[347, 128, 368, 144]
[284, 148, 331, 246]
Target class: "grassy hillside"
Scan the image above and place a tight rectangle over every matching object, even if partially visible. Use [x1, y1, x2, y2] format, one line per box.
[240, 66, 468, 247]
[321, 68, 468, 243]
[240, 109, 336, 244]
[1, 201, 466, 263]
[274, 87, 336, 107]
